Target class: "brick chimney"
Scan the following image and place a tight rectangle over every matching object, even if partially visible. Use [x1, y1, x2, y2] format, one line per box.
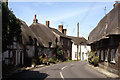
[33, 14, 38, 23]
[58, 25, 63, 33]
[113, 1, 120, 8]
[46, 20, 50, 28]
[63, 29, 67, 35]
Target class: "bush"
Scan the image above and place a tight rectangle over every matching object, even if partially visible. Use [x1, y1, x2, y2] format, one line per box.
[48, 58, 55, 64]
[92, 56, 99, 66]
[39, 56, 43, 64]
[88, 51, 99, 66]
[42, 58, 49, 65]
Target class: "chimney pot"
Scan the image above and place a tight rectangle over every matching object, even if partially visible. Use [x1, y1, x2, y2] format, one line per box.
[46, 20, 50, 28]
[63, 29, 67, 35]
[33, 14, 38, 23]
[58, 25, 63, 33]
[35, 14, 36, 19]
[113, 1, 120, 8]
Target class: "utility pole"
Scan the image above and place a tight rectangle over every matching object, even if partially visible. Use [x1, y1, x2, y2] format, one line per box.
[77, 22, 79, 60]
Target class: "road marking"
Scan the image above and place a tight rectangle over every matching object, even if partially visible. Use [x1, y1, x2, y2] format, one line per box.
[61, 66, 67, 70]
[60, 72, 64, 80]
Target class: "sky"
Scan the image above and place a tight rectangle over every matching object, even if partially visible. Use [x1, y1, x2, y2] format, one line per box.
[8, 2, 115, 38]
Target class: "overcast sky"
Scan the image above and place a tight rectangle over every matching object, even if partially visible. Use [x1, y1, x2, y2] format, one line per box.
[8, 2, 115, 38]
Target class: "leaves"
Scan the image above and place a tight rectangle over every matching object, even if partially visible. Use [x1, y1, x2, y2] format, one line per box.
[2, 2, 21, 52]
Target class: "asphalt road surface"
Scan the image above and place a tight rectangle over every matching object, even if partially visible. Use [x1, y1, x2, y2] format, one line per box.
[9, 61, 107, 79]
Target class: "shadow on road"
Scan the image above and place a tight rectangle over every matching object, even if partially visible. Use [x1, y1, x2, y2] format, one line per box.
[2, 70, 48, 80]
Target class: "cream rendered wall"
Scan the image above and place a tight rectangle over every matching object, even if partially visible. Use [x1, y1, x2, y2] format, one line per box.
[80, 45, 91, 60]
[72, 43, 91, 60]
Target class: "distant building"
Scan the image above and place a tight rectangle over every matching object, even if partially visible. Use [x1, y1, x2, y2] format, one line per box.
[68, 36, 91, 60]
[88, 2, 120, 75]
[45, 21, 72, 60]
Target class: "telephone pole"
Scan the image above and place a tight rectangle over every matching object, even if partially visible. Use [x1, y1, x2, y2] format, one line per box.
[77, 22, 79, 60]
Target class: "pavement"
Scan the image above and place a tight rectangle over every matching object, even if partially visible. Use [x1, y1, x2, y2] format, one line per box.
[88, 64, 120, 78]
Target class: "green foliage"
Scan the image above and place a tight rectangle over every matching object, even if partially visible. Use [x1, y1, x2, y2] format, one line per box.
[48, 58, 55, 64]
[92, 56, 99, 66]
[42, 58, 47, 63]
[54, 45, 64, 61]
[88, 51, 99, 66]
[39, 56, 43, 64]
[2, 2, 21, 52]
[42, 58, 50, 65]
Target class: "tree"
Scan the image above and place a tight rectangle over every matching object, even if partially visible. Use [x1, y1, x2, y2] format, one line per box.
[2, 2, 21, 52]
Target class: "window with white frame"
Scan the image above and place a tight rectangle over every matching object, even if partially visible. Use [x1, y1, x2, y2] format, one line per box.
[111, 49, 116, 63]
[101, 50, 104, 61]
[105, 49, 108, 61]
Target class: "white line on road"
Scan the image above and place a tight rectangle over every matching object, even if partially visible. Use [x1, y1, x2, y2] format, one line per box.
[61, 66, 67, 70]
[60, 72, 64, 80]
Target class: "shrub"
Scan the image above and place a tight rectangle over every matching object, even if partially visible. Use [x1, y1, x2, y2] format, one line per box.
[88, 51, 99, 66]
[92, 56, 99, 66]
[39, 56, 43, 64]
[42, 58, 50, 65]
[48, 58, 55, 64]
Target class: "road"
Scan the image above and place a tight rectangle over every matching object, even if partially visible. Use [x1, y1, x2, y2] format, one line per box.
[9, 61, 107, 79]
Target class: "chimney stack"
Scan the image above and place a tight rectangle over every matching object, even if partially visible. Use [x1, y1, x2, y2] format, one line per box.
[63, 29, 67, 35]
[33, 14, 38, 23]
[46, 20, 50, 28]
[113, 1, 120, 8]
[58, 25, 63, 33]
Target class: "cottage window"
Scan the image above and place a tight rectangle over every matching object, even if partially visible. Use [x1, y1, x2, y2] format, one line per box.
[110, 49, 116, 63]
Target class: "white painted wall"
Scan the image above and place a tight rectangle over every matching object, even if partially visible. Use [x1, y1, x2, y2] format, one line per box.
[72, 43, 91, 60]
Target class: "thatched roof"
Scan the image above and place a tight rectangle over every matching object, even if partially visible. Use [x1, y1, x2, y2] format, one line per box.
[68, 36, 87, 45]
[49, 27, 68, 38]
[88, 3, 120, 44]
[30, 22, 57, 48]
[20, 20, 43, 46]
